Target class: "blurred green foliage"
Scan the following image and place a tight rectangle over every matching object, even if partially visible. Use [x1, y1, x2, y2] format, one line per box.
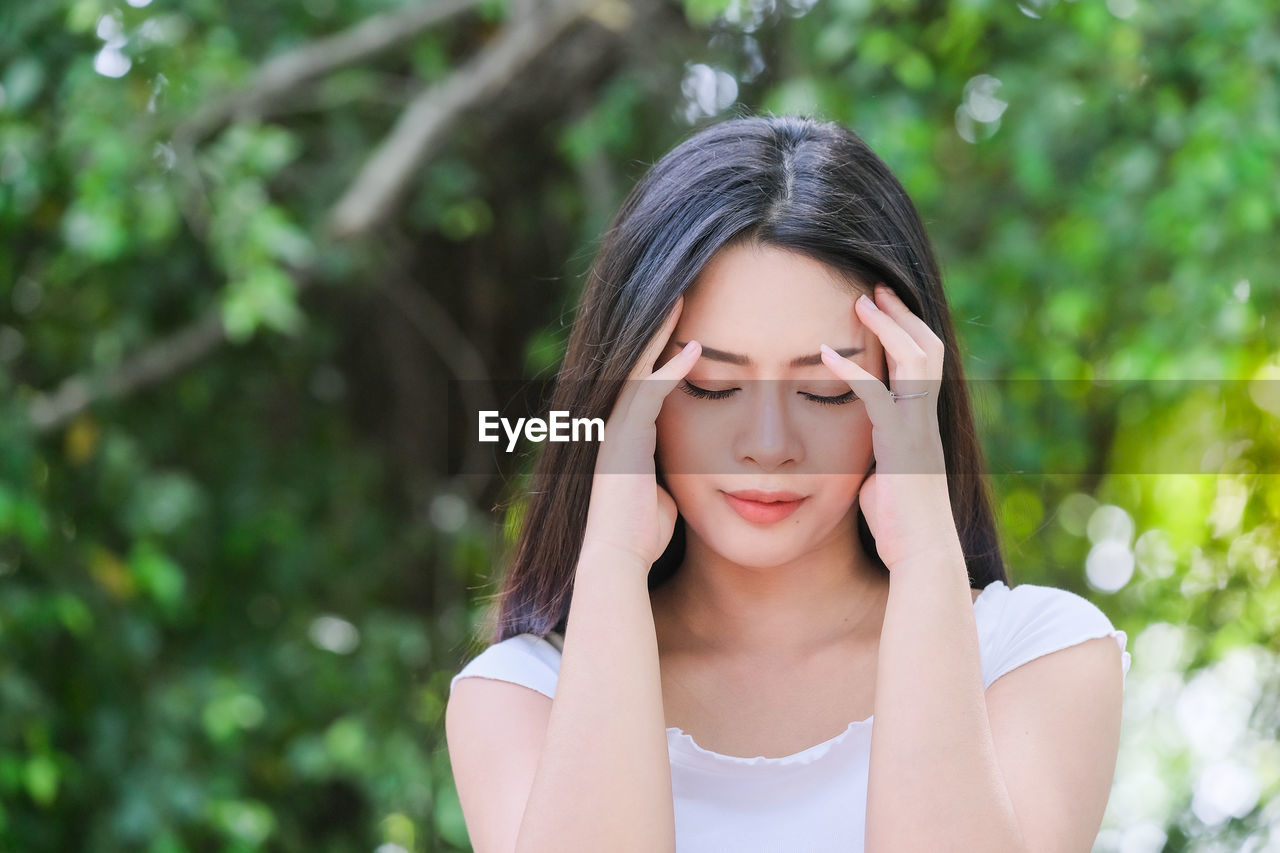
[1, 0, 1277, 850]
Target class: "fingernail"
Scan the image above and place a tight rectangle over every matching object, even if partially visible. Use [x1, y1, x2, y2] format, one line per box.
[820, 343, 834, 357]
[858, 294, 879, 312]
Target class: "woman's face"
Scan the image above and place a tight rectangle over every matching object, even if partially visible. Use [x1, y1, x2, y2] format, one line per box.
[656, 242, 888, 569]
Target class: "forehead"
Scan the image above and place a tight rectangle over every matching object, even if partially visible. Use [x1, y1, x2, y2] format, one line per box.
[676, 243, 869, 354]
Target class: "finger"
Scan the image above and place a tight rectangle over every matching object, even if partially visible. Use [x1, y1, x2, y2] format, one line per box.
[854, 293, 929, 383]
[819, 343, 894, 424]
[607, 339, 701, 431]
[652, 339, 701, 382]
[610, 296, 688, 424]
[632, 340, 701, 421]
[629, 296, 686, 381]
[872, 284, 945, 366]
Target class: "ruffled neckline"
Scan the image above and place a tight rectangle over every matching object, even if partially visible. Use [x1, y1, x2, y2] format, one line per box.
[665, 716, 873, 771]
[663, 580, 1008, 769]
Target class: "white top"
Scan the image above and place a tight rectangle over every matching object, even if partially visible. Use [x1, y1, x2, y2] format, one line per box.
[449, 580, 1131, 852]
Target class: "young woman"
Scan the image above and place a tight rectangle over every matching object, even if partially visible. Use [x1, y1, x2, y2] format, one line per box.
[446, 115, 1130, 853]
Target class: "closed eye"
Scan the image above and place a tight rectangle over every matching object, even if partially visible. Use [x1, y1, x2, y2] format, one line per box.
[679, 380, 738, 400]
[799, 389, 858, 406]
[680, 381, 858, 406]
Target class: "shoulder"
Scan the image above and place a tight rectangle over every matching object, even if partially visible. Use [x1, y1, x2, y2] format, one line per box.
[976, 581, 1131, 690]
[449, 631, 564, 699]
[977, 583, 1129, 850]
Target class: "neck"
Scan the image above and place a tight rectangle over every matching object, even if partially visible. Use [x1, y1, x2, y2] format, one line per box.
[652, 509, 890, 662]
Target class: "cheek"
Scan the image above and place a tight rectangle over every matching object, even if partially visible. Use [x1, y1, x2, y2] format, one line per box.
[800, 409, 874, 469]
[653, 407, 703, 513]
[655, 398, 723, 465]
[655, 399, 697, 472]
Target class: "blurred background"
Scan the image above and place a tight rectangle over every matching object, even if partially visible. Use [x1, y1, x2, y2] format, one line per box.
[1, 0, 1278, 850]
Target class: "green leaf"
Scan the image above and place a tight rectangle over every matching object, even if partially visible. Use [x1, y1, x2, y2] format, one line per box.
[129, 542, 186, 613]
[207, 799, 275, 845]
[684, 0, 732, 28]
[23, 754, 58, 807]
[893, 51, 934, 90]
[1, 58, 45, 112]
[221, 265, 304, 342]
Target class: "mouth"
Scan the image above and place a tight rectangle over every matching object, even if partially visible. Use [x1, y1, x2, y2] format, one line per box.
[721, 490, 807, 524]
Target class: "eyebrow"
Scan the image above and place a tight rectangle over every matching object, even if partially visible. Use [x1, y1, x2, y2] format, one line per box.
[674, 341, 864, 368]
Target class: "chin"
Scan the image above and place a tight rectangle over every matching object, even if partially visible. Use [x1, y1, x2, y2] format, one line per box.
[686, 511, 819, 569]
[701, 536, 806, 570]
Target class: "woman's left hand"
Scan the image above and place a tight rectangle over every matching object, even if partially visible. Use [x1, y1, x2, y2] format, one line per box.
[819, 284, 960, 570]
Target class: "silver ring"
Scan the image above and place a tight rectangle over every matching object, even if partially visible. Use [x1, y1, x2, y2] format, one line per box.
[888, 390, 930, 400]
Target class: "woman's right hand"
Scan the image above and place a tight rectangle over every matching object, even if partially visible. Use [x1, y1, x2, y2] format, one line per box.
[580, 296, 701, 570]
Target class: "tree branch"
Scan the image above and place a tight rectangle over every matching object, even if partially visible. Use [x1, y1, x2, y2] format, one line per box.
[327, 0, 596, 238]
[27, 0, 627, 434]
[28, 309, 228, 433]
[175, 0, 481, 145]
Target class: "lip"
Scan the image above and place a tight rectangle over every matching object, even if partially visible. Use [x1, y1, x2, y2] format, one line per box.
[722, 490, 807, 524]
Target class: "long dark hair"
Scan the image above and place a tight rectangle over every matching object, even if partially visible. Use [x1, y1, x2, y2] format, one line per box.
[488, 114, 1008, 644]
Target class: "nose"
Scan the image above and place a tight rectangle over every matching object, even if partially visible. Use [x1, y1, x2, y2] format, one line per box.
[733, 384, 803, 470]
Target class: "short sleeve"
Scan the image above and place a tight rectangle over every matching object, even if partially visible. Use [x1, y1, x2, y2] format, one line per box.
[980, 583, 1131, 690]
[449, 633, 563, 699]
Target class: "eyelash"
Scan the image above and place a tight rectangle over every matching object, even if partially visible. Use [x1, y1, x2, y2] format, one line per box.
[679, 380, 858, 406]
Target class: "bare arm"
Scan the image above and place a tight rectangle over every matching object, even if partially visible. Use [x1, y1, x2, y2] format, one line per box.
[448, 300, 698, 852]
[446, 678, 552, 853]
[865, 546, 1028, 852]
[447, 545, 677, 853]
[823, 285, 1123, 851]
[515, 542, 675, 853]
[866, 547, 1124, 853]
